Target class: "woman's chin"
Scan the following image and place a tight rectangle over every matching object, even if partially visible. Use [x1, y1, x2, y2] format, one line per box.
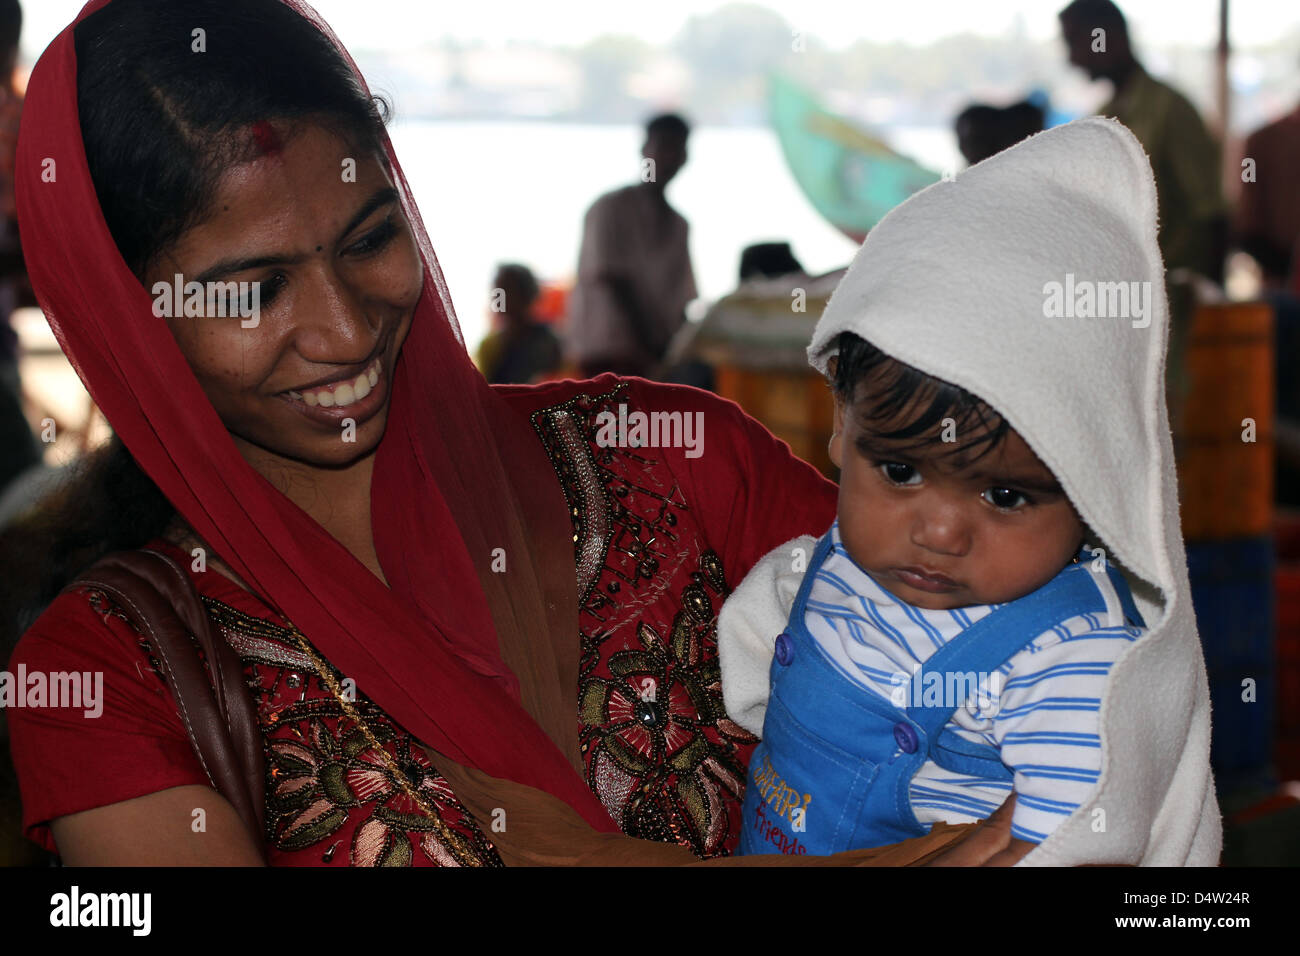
[300, 423, 388, 468]
[232, 415, 389, 472]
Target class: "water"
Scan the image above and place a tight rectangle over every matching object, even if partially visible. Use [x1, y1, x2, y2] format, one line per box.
[388, 120, 960, 349]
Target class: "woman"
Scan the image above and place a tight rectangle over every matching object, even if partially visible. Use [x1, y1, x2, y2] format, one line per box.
[5, 0, 997, 866]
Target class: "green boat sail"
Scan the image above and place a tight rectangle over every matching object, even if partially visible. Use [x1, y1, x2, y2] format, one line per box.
[768, 73, 940, 242]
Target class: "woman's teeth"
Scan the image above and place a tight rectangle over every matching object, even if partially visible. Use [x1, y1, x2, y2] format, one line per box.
[287, 359, 381, 408]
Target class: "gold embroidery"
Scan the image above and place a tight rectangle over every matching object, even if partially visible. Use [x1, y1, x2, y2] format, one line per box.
[93, 585, 505, 867]
[531, 383, 758, 857]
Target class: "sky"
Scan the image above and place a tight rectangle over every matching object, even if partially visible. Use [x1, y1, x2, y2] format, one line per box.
[19, 0, 1298, 63]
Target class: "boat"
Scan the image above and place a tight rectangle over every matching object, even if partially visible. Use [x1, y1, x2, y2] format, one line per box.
[767, 73, 940, 242]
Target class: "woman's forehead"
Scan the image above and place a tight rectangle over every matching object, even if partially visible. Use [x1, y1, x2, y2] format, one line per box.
[163, 124, 394, 264]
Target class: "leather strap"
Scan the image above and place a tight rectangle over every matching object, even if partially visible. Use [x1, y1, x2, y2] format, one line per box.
[68, 549, 267, 859]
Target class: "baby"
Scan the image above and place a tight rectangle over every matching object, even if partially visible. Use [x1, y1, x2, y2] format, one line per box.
[718, 118, 1221, 865]
[724, 331, 1144, 860]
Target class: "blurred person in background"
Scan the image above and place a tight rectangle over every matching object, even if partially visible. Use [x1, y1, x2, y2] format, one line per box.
[475, 263, 561, 384]
[1234, 90, 1300, 506]
[567, 113, 697, 379]
[954, 99, 1045, 166]
[1060, 0, 1228, 431]
[0, 0, 43, 871]
[737, 241, 804, 283]
[1235, 94, 1300, 292]
[0, 0, 38, 497]
[1059, 0, 1227, 284]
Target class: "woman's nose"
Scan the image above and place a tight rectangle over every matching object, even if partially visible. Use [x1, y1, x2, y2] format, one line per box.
[289, 265, 381, 361]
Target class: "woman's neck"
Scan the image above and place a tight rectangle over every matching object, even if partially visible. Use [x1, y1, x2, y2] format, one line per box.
[234, 440, 389, 586]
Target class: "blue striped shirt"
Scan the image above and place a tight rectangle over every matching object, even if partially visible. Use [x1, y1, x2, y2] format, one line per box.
[803, 522, 1144, 843]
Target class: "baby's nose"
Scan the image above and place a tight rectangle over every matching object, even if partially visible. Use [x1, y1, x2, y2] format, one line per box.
[910, 509, 972, 556]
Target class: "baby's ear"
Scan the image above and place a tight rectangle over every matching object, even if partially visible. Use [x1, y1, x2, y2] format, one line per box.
[828, 393, 847, 469]
[1078, 519, 1099, 550]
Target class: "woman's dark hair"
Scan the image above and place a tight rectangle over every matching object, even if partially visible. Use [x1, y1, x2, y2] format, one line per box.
[8, 0, 393, 639]
[831, 331, 1010, 465]
[76, 0, 390, 277]
[2, 436, 177, 639]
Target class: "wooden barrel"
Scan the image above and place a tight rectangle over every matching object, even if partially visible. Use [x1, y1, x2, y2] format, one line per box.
[714, 364, 837, 479]
[1175, 302, 1274, 541]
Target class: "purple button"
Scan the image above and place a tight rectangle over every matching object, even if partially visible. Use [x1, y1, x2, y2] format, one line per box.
[894, 722, 919, 754]
[774, 632, 794, 666]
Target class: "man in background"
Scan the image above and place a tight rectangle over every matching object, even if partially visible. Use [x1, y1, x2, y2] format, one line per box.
[1059, 0, 1227, 284]
[1235, 96, 1300, 290]
[1059, 0, 1228, 431]
[0, 0, 38, 498]
[567, 113, 697, 378]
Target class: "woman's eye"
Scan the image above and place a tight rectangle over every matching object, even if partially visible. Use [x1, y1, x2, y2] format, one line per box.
[256, 273, 287, 308]
[983, 487, 1028, 510]
[346, 216, 398, 255]
[880, 462, 920, 485]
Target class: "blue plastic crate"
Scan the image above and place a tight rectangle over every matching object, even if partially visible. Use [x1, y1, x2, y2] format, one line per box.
[1185, 536, 1276, 791]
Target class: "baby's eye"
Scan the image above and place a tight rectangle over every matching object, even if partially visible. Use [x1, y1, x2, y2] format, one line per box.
[983, 487, 1028, 510]
[880, 462, 921, 485]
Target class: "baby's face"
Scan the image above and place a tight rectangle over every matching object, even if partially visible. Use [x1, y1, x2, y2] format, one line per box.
[830, 391, 1085, 610]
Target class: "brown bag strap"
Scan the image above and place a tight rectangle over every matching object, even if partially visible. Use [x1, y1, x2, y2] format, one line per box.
[69, 549, 267, 858]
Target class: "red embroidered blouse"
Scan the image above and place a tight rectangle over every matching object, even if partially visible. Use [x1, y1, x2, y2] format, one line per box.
[8, 376, 837, 865]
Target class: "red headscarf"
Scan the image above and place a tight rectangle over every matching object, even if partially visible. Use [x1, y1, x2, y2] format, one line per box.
[17, 0, 617, 832]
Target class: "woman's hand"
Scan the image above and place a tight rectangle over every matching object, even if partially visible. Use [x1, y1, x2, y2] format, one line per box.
[924, 794, 1036, 866]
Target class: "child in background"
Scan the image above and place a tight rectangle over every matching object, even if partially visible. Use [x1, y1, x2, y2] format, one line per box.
[719, 118, 1221, 866]
[476, 263, 562, 384]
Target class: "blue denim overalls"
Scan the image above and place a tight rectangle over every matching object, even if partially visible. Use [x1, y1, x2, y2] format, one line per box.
[738, 531, 1144, 856]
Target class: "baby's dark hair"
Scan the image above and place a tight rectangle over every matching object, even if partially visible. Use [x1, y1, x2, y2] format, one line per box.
[830, 331, 1011, 465]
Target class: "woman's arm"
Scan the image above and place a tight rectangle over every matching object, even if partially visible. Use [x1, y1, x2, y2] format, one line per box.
[631, 379, 839, 587]
[50, 786, 264, 866]
[432, 748, 982, 866]
[7, 588, 230, 860]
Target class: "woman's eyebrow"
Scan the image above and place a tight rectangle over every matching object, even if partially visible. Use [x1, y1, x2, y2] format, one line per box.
[338, 186, 400, 240]
[192, 187, 401, 284]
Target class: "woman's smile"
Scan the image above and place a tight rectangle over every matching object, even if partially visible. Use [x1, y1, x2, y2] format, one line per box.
[278, 355, 388, 425]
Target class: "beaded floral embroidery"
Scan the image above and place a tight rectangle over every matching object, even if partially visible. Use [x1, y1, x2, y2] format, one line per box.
[532, 383, 758, 857]
[201, 600, 502, 867]
[84, 584, 500, 867]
